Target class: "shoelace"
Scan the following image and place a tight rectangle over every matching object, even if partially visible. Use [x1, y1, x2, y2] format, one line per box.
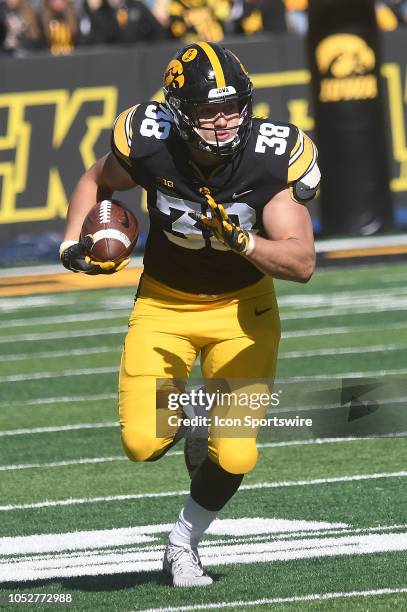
[168, 547, 203, 576]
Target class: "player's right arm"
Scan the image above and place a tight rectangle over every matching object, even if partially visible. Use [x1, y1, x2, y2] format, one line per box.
[61, 105, 139, 274]
[63, 153, 136, 242]
[60, 153, 137, 274]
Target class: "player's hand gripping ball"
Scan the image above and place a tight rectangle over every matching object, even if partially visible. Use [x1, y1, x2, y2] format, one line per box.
[60, 199, 139, 275]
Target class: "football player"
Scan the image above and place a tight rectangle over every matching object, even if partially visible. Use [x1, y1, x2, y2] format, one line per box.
[60, 41, 319, 587]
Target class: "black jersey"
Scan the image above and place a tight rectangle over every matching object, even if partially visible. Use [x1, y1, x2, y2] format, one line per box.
[111, 102, 319, 294]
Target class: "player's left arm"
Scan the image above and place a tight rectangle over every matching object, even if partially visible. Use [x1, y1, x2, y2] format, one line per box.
[244, 127, 319, 282]
[244, 188, 316, 283]
[190, 127, 319, 282]
[190, 186, 316, 282]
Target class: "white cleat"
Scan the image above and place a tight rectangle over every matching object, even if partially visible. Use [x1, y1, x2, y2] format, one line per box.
[163, 543, 213, 587]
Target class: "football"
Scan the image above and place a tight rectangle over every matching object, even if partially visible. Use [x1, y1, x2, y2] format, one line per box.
[80, 199, 139, 262]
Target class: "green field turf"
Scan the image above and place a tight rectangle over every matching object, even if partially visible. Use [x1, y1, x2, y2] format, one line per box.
[0, 262, 407, 611]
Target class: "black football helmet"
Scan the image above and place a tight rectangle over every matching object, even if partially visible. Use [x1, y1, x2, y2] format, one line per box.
[163, 41, 253, 158]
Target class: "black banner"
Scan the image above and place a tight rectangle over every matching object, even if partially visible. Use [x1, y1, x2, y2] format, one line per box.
[0, 33, 405, 252]
[308, 0, 393, 235]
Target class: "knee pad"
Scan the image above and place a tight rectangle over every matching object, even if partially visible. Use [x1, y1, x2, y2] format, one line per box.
[121, 427, 163, 462]
[215, 440, 259, 475]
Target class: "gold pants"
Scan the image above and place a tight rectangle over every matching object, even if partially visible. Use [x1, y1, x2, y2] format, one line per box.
[119, 274, 280, 474]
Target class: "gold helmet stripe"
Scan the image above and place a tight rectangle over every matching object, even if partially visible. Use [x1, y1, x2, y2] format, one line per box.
[196, 41, 226, 89]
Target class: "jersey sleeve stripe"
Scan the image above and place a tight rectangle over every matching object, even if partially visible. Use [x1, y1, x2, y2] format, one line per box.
[197, 41, 226, 89]
[300, 142, 318, 183]
[287, 131, 316, 183]
[309, 142, 318, 173]
[288, 130, 304, 167]
[125, 105, 138, 146]
[113, 105, 138, 158]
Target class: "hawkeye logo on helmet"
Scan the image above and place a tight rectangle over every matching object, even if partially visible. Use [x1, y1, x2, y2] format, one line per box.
[164, 60, 185, 89]
[208, 86, 237, 99]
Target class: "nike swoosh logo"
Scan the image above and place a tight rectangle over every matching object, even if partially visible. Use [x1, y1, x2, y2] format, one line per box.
[120, 210, 130, 228]
[254, 306, 273, 316]
[232, 189, 253, 199]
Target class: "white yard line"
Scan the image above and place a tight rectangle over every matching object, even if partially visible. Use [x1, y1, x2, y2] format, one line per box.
[0, 366, 117, 383]
[3, 364, 407, 384]
[2, 395, 407, 437]
[279, 343, 407, 358]
[0, 489, 191, 512]
[258, 433, 407, 447]
[136, 588, 407, 612]
[1, 434, 406, 471]
[10, 524, 406, 560]
[2, 517, 407, 583]
[5, 342, 406, 363]
[0, 456, 126, 471]
[276, 367, 407, 382]
[4, 290, 407, 328]
[277, 288, 407, 306]
[2, 532, 407, 583]
[0, 422, 117, 437]
[1, 321, 406, 345]
[0, 326, 126, 344]
[6, 346, 121, 362]
[0, 296, 79, 313]
[0, 393, 116, 408]
[0, 295, 133, 314]
[281, 301, 407, 320]
[199, 523, 407, 548]
[1, 470, 406, 511]
[3, 310, 130, 328]
[282, 321, 407, 338]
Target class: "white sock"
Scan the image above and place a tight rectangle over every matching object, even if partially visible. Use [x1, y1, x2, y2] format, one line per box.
[168, 495, 217, 550]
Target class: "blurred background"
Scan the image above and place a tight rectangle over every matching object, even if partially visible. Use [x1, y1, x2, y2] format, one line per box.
[1, 4, 407, 598]
[0, 0, 406, 266]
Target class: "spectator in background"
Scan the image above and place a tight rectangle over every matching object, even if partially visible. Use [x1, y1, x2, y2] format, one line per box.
[168, 0, 231, 42]
[376, 0, 399, 29]
[284, 0, 308, 34]
[376, 0, 407, 27]
[79, 0, 167, 45]
[233, 0, 287, 36]
[37, 0, 78, 54]
[0, 0, 41, 54]
[399, 0, 407, 22]
[143, 0, 169, 28]
[0, 10, 6, 48]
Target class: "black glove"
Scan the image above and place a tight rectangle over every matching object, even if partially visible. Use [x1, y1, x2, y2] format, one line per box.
[59, 235, 130, 275]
